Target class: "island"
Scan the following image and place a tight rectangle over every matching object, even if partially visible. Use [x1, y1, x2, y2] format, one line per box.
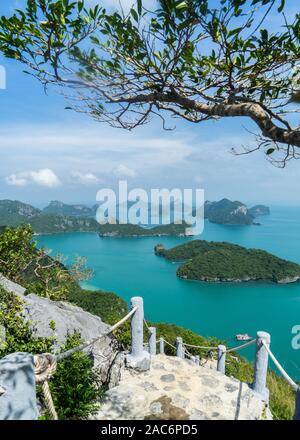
[204, 199, 270, 225]
[98, 222, 187, 237]
[0, 200, 187, 236]
[154, 241, 300, 284]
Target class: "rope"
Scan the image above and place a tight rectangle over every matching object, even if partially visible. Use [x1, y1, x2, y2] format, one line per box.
[163, 338, 177, 350]
[261, 340, 299, 392]
[34, 354, 58, 420]
[143, 318, 150, 331]
[182, 342, 218, 350]
[56, 306, 137, 362]
[34, 305, 138, 419]
[226, 339, 256, 353]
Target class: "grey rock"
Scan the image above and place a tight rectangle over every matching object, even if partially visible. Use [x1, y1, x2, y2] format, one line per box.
[201, 375, 220, 388]
[0, 275, 118, 386]
[160, 374, 175, 383]
[0, 353, 38, 420]
[225, 383, 239, 392]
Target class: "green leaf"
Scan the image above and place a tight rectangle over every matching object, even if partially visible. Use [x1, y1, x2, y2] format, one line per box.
[137, 0, 142, 16]
[266, 148, 275, 155]
[176, 1, 187, 10]
[278, 0, 285, 13]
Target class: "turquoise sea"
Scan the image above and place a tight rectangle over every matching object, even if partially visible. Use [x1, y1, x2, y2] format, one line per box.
[36, 206, 300, 380]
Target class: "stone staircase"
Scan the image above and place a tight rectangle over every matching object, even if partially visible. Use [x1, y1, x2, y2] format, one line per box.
[92, 354, 272, 420]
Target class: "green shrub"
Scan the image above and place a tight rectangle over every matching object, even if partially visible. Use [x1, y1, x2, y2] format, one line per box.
[49, 332, 100, 420]
[0, 286, 54, 356]
[68, 287, 128, 325]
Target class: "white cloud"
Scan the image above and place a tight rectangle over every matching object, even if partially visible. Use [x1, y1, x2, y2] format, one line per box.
[71, 171, 100, 185]
[5, 173, 27, 187]
[113, 163, 136, 178]
[5, 168, 61, 188]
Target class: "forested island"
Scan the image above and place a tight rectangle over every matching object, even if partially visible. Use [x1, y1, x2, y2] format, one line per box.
[98, 222, 186, 237]
[204, 199, 270, 225]
[155, 241, 300, 284]
[0, 200, 186, 236]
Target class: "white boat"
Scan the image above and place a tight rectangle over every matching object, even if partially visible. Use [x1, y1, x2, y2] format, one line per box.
[235, 333, 252, 341]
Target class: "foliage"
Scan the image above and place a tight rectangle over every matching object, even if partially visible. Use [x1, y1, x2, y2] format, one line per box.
[0, 1, 299, 164]
[226, 353, 296, 420]
[156, 240, 300, 282]
[0, 286, 55, 356]
[68, 286, 128, 325]
[0, 225, 36, 282]
[0, 225, 92, 300]
[48, 331, 100, 420]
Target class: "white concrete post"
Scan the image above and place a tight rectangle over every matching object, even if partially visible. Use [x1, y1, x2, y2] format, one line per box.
[195, 355, 200, 366]
[190, 356, 196, 364]
[148, 327, 156, 355]
[252, 331, 270, 401]
[294, 388, 300, 420]
[176, 337, 184, 358]
[217, 345, 226, 374]
[159, 337, 164, 354]
[126, 297, 150, 371]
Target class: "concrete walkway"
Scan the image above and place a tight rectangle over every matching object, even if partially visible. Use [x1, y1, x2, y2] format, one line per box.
[93, 354, 272, 420]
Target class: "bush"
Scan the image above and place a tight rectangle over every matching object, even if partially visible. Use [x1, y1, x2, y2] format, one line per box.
[0, 286, 54, 355]
[68, 287, 128, 325]
[49, 332, 100, 420]
[0, 287, 100, 419]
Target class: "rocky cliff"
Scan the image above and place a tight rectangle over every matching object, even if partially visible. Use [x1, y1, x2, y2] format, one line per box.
[0, 276, 119, 386]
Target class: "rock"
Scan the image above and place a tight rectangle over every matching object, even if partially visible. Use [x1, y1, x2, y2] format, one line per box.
[0, 275, 119, 386]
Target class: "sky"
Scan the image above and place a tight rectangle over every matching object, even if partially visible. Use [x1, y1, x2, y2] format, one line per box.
[0, 0, 299, 208]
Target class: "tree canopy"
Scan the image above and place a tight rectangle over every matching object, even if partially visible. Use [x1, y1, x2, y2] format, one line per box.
[0, 0, 299, 165]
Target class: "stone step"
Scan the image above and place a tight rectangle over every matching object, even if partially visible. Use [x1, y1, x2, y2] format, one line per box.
[92, 354, 272, 420]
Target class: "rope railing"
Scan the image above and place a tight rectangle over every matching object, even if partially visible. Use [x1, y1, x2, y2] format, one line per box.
[261, 340, 299, 392]
[182, 342, 219, 350]
[34, 305, 138, 420]
[226, 339, 256, 353]
[56, 306, 138, 362]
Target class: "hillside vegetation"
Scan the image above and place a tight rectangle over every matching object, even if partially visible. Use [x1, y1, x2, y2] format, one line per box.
[155, 241, 300, 283]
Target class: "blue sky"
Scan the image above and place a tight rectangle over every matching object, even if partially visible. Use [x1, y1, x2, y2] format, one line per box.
[0, 0, 299, 207]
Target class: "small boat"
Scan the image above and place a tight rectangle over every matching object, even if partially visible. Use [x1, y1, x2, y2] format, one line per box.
[235, 333, 252, 341]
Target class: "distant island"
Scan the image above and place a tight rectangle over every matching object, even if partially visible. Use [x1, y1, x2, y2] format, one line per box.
[98, 223, 186, 237]
[44, 199, 270, 226]
[0, 199, 270, 234]
[43, 200, 97, 218]
[0, 200, 186, 236]
[155, 241, 300, 284]
[204, 199, 270, 225]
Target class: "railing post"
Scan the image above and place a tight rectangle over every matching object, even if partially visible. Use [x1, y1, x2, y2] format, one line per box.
[0, 353, 38, 420]
[294, 388, 300, 420]
[252, 331, 270, 401]
[176, 337, 184, 358]
[190, 355, 196, 364]
[159, 337, 164, 354]
[195, 355, 200, 366]
[148, 327, 156, 356]
[126, 297, 150, 371]
[217, 345, 226, 374]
